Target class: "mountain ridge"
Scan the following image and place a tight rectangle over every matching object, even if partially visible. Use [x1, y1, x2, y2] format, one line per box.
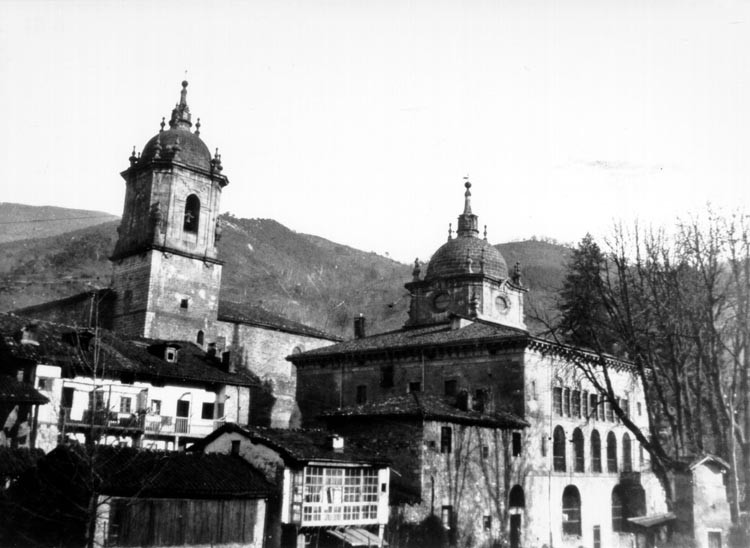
[0, 204, 569, 337]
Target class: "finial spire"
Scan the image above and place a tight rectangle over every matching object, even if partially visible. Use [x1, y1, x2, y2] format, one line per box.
[456, 176, 479, 237]
[447, 223, 453, 241]
[483, 225, 487, 240]
[169, 80, 192, 130]
[129, 146, 137, 167]
[463, 175, 472, 215]
[412, 258, 421, 281]
[159, 117, 165, 132]
[195, 117, 201, 136]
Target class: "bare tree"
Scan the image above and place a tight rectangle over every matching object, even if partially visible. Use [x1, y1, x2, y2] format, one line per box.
[553, 212, 749, 523]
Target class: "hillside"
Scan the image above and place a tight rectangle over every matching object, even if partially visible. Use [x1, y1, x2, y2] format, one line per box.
[0, 203, 118, 244]
[0, 205, 569, 337]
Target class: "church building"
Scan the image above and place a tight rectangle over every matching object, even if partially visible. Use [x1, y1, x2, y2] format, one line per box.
[289, 182, 669, 548]
[13, 81, 339, 429]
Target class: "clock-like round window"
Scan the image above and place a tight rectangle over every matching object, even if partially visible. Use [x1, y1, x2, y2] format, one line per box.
[495, 295, 510, 313]
[433, 292, 450, 312]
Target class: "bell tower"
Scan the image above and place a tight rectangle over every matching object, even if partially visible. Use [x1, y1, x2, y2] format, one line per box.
[111, 81, 229, 340]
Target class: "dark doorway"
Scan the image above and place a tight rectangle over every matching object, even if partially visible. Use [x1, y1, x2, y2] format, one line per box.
[510, 514, 521, 548]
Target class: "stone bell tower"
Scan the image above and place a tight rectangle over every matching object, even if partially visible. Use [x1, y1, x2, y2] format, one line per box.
[111, 81, 229, 341]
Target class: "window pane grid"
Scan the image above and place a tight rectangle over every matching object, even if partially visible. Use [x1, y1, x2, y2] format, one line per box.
[302, 467, 379, 525]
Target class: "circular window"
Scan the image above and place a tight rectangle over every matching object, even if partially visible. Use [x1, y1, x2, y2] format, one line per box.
[495, 295, 510, 313]
[433, 292, 450, 312]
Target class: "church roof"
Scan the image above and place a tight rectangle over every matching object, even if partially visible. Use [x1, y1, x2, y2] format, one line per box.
[321, 393, 528, 429]
[425, 236, 508, 281]
[218, 300, 340, 341]
[423, 180, 508, 281]
[133, 81, 220, 175]
[289, 319, 527, 362]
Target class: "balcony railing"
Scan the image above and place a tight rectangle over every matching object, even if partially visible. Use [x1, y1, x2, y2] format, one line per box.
[64, 411, 219, 438]
[175, 417, 189, 434]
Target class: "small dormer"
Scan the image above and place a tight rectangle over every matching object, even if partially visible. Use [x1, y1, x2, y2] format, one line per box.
[147, 342, 181, 363]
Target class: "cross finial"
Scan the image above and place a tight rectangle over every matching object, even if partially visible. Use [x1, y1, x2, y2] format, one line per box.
[195, 117, 201, 136]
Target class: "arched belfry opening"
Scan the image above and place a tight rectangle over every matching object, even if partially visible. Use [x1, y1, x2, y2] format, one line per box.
[184, 194, 200, 233]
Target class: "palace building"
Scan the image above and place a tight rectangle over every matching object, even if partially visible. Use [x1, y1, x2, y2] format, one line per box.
[289, 182, 670, 548]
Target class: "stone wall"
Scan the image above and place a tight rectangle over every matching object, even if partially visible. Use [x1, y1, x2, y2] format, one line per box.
[296, 345, 525, 428]
[213, 322, 335, 428]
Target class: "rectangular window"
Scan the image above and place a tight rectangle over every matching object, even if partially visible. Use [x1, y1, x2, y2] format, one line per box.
[541, 434, 547, 457]
[356, 385, 367, 404]
[119, 397, 132, 414]
[441, 506, 453, 530]
[36, 377, 53, 391]
[483, 515, 492, 531]
[482, 445, 489, 459]
[572, 390, 581, 418]
[440, 426, 452, 454]
[582, 391, 589, 418]
[89, 391, 105, 411]
[380, 365, 394, 388]
[180, 298, 189, 309]
[622, 399, 630, 419]
[444, 379, 457, 397]
[408, 381, 421, 393]
[553, 387, 563, 416]
[605, 399, 614, 422]
[590, 394, 598, 420]
[150, 399, 162, 414]
[593, 525, 601, 548]
[61, 387, 75, 409]
[563, 388, 571, 416]
[637, 402, 643, 416]
[512, 432, 522, 456]
[474, 389, 488, 412]
[201, 402, 215, 420]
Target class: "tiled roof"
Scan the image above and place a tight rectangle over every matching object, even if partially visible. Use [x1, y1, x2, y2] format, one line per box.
[0, 375, 49, 405]
[321, 393, 528, 429]
[194, 423, 390, 467]
[0, 313, 259, 388]
[218, 300, 340, 341]
[290, 320, 528, 361]
[51, 445, 274, 499]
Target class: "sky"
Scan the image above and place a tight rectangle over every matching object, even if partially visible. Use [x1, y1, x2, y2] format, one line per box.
[1, 0, 749, 263]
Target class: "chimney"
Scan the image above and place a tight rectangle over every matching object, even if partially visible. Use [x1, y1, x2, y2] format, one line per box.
[207, 342, 217, 358]
[329, 435, 345, 453]
[354, 315, 366, 339]
[222, 351, 236, 374]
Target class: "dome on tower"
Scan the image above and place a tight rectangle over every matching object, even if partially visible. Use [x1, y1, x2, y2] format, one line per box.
[137, 81, 214, 172]
[424, 180, 508, 281]
[425, 236, 508, 281]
